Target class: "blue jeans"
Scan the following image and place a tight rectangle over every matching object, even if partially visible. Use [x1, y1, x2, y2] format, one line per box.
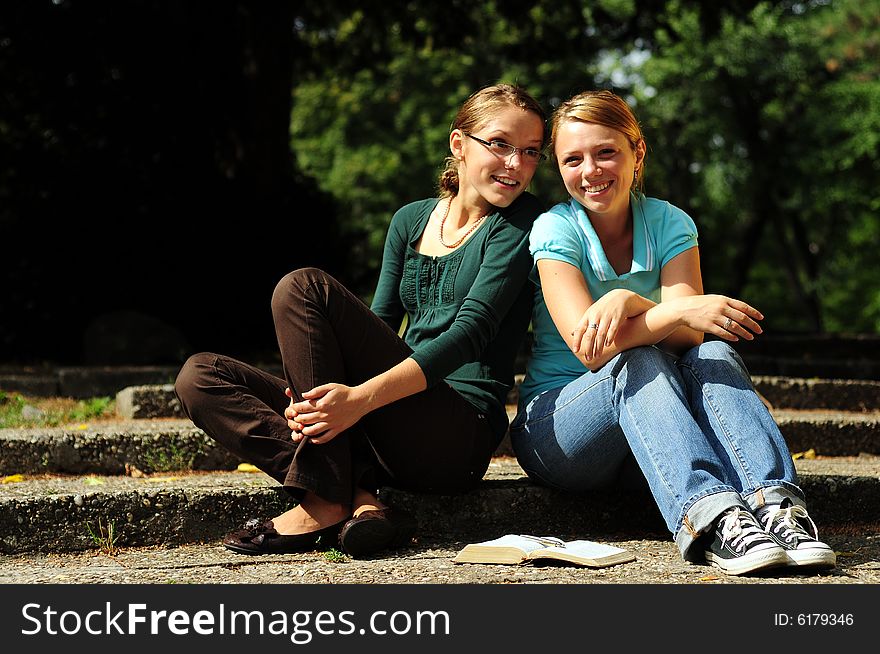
[510, 341, 803, 560]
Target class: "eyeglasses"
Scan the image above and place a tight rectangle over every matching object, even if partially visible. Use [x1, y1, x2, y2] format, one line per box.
[464, 133, 546, 163]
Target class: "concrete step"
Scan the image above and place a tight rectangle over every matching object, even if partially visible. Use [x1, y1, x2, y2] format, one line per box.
[2, 456, 878, 555]
[770, 409, 880, 457]
[0, 420, 242, 475]
[113, 374, 880, 421]
[2, 409, 879, 476]
[731, 332, 880, 360]
[0, 365, 182, 399]
[508, 375, 880, 412]
[494, 408, 880, 458]
[3, 361, 877, 407]
[751, 376, 880, 413]
[3, 333, 880, 400]
[740, 356, 880, 381]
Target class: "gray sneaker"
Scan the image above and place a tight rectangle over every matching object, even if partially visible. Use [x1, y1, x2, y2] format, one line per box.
[757, 498, 837, 569]
[704, 506, 789, 575]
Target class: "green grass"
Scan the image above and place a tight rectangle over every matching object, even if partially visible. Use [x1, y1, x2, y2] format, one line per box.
[0, 390, 116, 429]
[86, 518, 120, 556]
[143, 444, 200, 473]
[323, 548, 349, 563]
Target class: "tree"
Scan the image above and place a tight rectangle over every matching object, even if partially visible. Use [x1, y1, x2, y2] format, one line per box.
[289, 0, 657, 295]
[289, 0, 879, 332]
[635, 0, 880, 331]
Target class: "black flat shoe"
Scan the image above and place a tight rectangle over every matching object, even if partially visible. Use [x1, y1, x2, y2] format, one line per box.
[223, 517, 350, 555]
[339, 507, 418, 558]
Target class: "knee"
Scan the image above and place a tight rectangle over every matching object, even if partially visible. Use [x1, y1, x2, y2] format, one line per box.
[174, 352, 217, 414]
[682, 340, 743, 368]
[616, 345, 671, 372]
[680, 340, 750, 379]
[271, 267, 329, 315]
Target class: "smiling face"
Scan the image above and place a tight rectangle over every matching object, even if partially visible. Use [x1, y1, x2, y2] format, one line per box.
[450, 105, 545, 209]
[554, 119, 645, 223]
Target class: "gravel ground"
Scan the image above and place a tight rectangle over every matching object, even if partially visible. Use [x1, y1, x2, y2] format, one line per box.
[2, 528, 878, 585]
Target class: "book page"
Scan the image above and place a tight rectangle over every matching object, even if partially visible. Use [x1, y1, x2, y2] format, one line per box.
[453, 535, 634, 567]
[471, 535, 548, 554]
[543, 540, 629, 559]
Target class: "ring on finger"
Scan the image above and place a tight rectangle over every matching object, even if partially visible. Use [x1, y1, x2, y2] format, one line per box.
[589, 323, 600, 330]
[723, 317, 734, 331]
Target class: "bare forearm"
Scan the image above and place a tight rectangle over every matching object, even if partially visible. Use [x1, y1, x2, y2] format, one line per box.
[584, 303, 700, 370]
[355, 357, 428, 414]
[289, 357, 428, 444]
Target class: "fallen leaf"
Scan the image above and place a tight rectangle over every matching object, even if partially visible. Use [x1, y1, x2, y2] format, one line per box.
[145, 476, 181, 483]
[83, 477, 105, 486]
[699, 575, 720, 582]
[76, 423, 89, 430]
[1, 474, 25, 484]
[236, 463, 260, 473]
[125, 463, 146, 478]
[792, 448, 816, 460]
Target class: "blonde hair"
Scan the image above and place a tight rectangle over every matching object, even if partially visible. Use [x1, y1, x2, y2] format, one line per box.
[438, 84, 546, 198]
[550, 89, 646, 195]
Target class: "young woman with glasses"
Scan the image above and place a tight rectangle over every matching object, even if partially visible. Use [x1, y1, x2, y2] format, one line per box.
[174, 84, 547, 558]
[510, 89, 835, 576]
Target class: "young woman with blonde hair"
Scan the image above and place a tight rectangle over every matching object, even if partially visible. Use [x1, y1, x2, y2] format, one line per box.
[511, 89, 834, 576]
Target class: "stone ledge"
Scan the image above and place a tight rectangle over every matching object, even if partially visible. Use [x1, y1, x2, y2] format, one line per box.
[1, 457, 878, 554]
[116, 384, 183, 419]
[3, 411, 880, 475]
[752, 376, 880, 413]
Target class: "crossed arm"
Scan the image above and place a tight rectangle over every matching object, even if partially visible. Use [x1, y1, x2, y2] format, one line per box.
[538, 247, 765, 372]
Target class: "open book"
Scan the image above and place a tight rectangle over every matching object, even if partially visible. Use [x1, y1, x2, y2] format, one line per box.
[453, 534, 635, 568]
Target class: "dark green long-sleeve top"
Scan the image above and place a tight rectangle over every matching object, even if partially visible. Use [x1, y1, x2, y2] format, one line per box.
[370, 192, 542, 443]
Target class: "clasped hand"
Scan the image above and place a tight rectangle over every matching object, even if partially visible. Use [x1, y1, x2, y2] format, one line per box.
[283, 384, 367, 445]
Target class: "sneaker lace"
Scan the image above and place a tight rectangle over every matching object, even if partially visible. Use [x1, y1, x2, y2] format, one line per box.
[719, 508, 771, 553]
[760, 503, 819, 544]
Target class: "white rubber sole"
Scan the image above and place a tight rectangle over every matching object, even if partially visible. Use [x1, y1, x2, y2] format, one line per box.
[705, 548, 790, 576]
[785, 546, 837, 568]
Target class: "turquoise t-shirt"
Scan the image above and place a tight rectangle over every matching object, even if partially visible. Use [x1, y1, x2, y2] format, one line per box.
[519, 194, 699, 405]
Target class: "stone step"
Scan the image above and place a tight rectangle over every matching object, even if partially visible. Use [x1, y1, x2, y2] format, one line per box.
[113, 373, 880, 422]
[0, 365, 182, 399]
[2, 407, 879, 477]
[3, 332, 880, 399]
[3, 360, 878, 407]
[0, 420, 241, 476]
[2, 408, 879, 476]
[769, 410, 880, 457]
[730, 332, 880, 361]
[740, 356, 880, 381]
[507, 375, 880, 413]
[730, 333, 880, 380]
[2, 456, 878, 555]
[493, 409, 880, 458]
[751, 376, 880, 413]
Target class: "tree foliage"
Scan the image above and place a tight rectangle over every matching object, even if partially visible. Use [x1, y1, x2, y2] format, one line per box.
[289, 0, 653, 293]
[290, 0, 879, 331]
[2, 1, 877, 365]
[636, 0, 880, 332]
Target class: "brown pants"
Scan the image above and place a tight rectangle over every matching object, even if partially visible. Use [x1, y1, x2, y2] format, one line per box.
[174, 268, 495, 505]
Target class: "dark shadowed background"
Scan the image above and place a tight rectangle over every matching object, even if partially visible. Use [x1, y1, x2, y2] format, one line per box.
[2, 0, 878, 367]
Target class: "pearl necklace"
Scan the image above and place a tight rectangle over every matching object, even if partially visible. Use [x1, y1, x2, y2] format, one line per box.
[439, 198, 488, 249]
